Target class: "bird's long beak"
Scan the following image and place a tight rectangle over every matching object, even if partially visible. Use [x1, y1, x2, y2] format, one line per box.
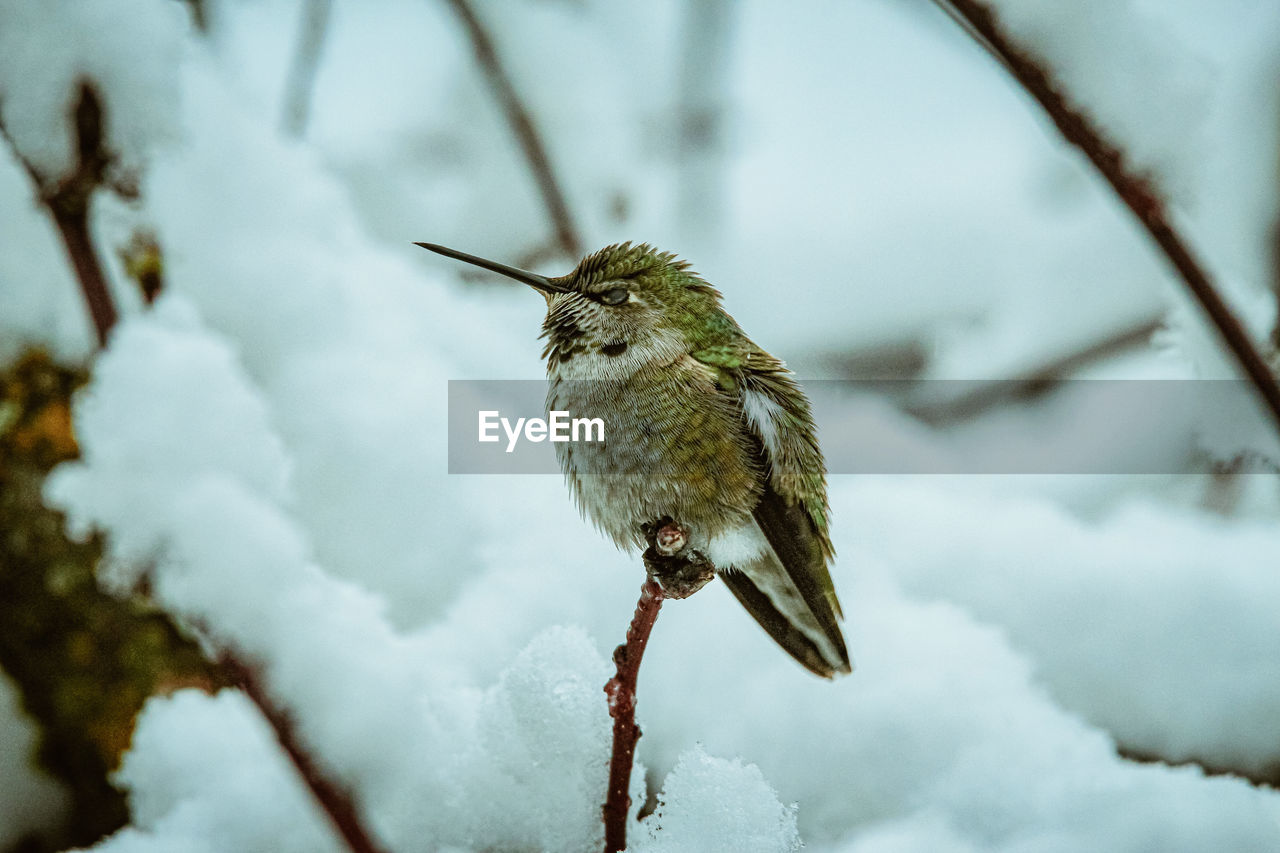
[415, 242, 565, 295]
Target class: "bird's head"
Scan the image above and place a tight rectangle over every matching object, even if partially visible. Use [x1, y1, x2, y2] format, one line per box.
[417, 241, 734, 374]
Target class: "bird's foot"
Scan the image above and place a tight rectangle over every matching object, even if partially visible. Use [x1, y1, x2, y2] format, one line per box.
[646, 552, 714, 599]
[654, 521, 686, 556]
[641, 518, 714, 600]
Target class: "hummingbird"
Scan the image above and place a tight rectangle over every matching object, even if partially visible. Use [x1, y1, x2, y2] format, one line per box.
[417, 241, 851, 678]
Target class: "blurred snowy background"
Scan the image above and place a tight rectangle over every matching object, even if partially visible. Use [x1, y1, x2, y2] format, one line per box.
[3, 0, 1280, 850]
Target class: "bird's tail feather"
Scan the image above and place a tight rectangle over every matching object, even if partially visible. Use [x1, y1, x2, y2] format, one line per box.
[719, 549, 851, 678]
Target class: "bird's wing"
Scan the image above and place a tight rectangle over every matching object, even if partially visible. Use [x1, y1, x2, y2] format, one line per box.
[693, 343, 850, 677]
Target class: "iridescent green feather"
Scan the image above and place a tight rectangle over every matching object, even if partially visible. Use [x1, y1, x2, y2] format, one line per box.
[691, 331, 842, 624]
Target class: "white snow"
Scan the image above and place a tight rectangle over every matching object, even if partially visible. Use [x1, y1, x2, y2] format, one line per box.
[841, 478, 1280, 776]
[0, 0, 188, 178]
[93, 689, 343, 853]
[0, 142, 97, 363]
[633, 746, 801, 853]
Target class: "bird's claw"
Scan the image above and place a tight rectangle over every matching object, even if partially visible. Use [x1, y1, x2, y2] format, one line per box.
[654, 522, 687, 556]
[640, 518, 714, 599]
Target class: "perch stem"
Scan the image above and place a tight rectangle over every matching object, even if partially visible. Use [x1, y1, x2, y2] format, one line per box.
[602, 576, 665, 853]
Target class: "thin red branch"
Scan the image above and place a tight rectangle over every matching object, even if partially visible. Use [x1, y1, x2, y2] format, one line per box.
[602, 577, 665, 853]
[935, 0, 1280, 434]
[443, 0, 583, 259]
[221, 656, 391, 853]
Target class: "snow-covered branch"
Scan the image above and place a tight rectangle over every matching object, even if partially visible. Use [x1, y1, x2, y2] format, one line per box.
[220, 655, 390, 853]
[935, 0, 1280, 433]
[1, 70, 391, 853]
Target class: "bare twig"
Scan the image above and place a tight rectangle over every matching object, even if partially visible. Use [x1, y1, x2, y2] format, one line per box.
[55, 202, 117, 349]
[4, 80, 388, 853]
[603, 578, 663, 853]
[442, 0, 583, 259]
[221, 656, 391, 853]
[1272, 214, 1280, 348]
[280, 0, 333, 138]
[676, 0, 736, 240]
[933, 0, 1280, 434]
[602, 522, 714, 853]
[908, 314, 1164, 423]
[1272, 134, 1280, 348]
[1, 83, 118, 347]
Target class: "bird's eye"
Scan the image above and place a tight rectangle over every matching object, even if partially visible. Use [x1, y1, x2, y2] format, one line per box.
[599, 288, 629, 306]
